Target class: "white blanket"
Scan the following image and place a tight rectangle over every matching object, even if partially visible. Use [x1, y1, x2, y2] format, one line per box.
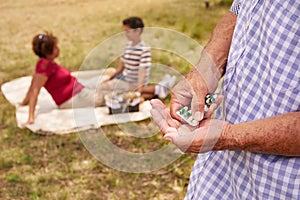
[1, 69, 152, 135]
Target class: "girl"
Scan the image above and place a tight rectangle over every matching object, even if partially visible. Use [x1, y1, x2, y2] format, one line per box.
[20, 32, 99, 124]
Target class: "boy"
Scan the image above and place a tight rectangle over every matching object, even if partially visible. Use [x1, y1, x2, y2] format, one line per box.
[98, 16, 175, 104]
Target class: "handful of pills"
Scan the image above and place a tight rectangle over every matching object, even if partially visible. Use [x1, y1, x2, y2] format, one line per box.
[176, 94, 217, 126]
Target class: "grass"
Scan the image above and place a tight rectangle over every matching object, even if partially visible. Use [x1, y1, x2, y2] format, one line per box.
[0, 0, 232, 199]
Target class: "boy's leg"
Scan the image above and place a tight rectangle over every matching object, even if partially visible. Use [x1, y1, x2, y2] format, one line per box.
[140, 75, 177, 100]
[140, 85, 155, 94]
[96, 79, 135, 92]
[140, 85, 157, 100]
[60, 79, 135, 109]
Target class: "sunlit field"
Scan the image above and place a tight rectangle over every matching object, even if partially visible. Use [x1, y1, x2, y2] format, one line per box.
[0, 0, 232, 199]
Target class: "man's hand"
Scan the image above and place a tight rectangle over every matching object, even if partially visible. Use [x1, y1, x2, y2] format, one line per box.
[170, 69, 209, 122]
[170, 71, 223, 124]
[151, 99, 228, 153]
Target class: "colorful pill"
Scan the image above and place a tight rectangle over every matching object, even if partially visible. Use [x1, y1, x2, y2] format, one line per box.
[176, 93, 219, 126]
[179, 106, 187, 115]
[184, 111, 191, 118]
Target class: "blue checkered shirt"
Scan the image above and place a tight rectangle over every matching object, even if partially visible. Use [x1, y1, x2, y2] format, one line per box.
[185, 1, 300, 199]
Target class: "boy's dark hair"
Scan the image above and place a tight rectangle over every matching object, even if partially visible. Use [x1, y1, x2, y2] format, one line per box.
[122, 16, 144, 30]
[32, 32, 57, 58]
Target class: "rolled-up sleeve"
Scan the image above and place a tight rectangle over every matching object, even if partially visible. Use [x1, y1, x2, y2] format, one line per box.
[230, 0, 241, 15]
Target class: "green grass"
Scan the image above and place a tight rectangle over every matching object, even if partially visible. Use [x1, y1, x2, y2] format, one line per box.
[0, 0, 232, 199]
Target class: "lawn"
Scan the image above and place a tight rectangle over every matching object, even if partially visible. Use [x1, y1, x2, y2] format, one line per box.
[0, 0, 232, 199]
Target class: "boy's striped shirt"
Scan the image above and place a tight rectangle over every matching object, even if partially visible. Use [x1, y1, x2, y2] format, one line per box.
[120, 41, 151, 85]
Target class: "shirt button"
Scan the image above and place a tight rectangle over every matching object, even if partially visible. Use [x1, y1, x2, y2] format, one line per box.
[245, 22, 250, 30]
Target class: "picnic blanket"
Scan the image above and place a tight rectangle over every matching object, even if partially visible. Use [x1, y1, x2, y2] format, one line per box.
[1, 69, 152, 135]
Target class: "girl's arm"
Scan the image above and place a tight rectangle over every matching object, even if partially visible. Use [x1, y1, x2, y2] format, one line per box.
[20, 77, 34, 106]
[25, 73, 48, 124]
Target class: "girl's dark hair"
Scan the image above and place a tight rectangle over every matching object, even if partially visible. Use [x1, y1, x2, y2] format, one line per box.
[122, 16, 144, 30]
[32, 32, 57, 58]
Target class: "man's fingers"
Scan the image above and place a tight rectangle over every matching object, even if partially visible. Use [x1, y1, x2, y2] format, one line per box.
[150, 109, 170, 133]
[191, 97, 205, 121]
[151, 99, 181, 128]
[169, 79, 193, 120]
[163, 129, 178, 142]
[204, 94, 224, 118]
[150, 99, 166, 109]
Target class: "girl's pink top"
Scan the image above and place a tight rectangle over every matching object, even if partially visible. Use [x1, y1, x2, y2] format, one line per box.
[35, 58, 84, 105]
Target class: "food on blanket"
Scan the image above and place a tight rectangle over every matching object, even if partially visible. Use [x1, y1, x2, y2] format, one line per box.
[112, 92, 140, 102]
[105, 92, 141, 114]
[121, 92, 140, 101]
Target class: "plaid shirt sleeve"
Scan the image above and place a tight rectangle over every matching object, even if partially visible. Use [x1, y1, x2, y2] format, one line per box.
[230, 0, 242, 15]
